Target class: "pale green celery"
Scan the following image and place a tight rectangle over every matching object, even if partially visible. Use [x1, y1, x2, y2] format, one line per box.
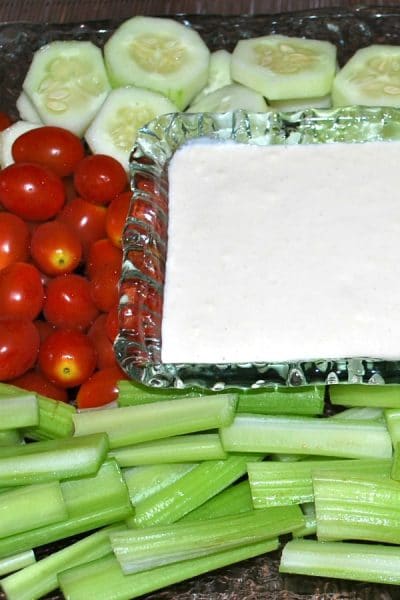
[122, 463, 197, 505]
[58, 539, 279, 600]
[0, 433, 109, 486]
[110, 433, 227, 466]
[0, 482, 67, 538]
[280, 538, 400, 585]
[313, 471, 400, 544]
[293, 503, 316, 538]
[331, 406, 384, 421]
[330, 384, 400, 408]
[270, 454, 305, 462]
[74, 394, 237, 449]
[0, 524, 124, 600]
[247, 458, 391, 508]
[0, 393, 38, 430]
[384, 408, 400, 443]
[391, 442, 400, 480]
[238, 386, 324, 416]
[0, 551, 35, 577]
[117, 380, 202, 407]
[111, 505, 303, 574]
[220, 414, 392, 459]
[130, 453, 263, 527]
[0, 460, 132, 559]
[0, 431, 21, 447]
[181, 481, 253, 522]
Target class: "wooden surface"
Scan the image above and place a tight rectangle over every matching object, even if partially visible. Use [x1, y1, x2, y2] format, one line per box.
[0, 0, 397, 23]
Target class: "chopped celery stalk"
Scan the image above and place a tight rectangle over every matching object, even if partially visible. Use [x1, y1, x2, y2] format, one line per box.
[0, 524, 124, 600]
[270, 454, 305, 462]
[131, 453, 263, 527]
[237, 386, 324, 416]
[0, 433, 109, 486]
[280, 538, 400, 585]
[110, 433, 227, 466]
[0, 550, 36, 577]
[117, 380, 202, 407]
[384, 407, 400, 443]
[293, 503, 317, 538]
[0, 460, 132, 559]
[220, 414, 392, 459]
[0, 482, 67, 538]
[0, 393, 38, 430]
[122, 463, 197, 505]
[74, 394, 237, 449]
[111, 505, 304, 574]
[181, 480, 253, 522]
[313, 471, 400, 544]
[0, 431, 22, 447]
[391, 442, 400, 480]
[330, 384, 400, 408]
[58, 539, 279, 600]
[248, 458, 392, 508]
[331, 406, 384, 421]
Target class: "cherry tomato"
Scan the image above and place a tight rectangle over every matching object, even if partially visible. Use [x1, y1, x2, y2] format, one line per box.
[105, 191, 131, 248]
[90, 265, 120, 312]
[74, 154, 127, 205]
[105, 304, 119, 342]
[88, 314, 118, 369]
[86, 238, 122, 279]
[31, 221, 82, 276]
[0, 262, 45, 320]
[0, 112, 12, 132]
[34, 319, 56, 343]
[59, 197, 107, 256]
[11, 369, 68, 402]
[0, 212, 30, 270]
[0, 162, 65, 221]
[38, 329, 97, 388]
[76, 366, 128, 409]
[12, 126, 85, 177]
[44, 274, 99, 331]
[0, 317, 40, 380]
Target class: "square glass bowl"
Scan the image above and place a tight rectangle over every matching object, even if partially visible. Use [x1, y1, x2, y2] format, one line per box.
[115, 107, 400, 390]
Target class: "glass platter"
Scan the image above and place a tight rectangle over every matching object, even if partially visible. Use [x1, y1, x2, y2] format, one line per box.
[2, 6, 400, 600]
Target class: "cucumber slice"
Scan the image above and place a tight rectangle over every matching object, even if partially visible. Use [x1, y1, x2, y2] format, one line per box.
[85, 86, 179, 171]
[192, 50, 232, 104]
[269, 94, 332, 112]
[16, 92, 43, 124]
[231, 34, 337, 100]
[332, 45, 400, 107]
[23, 41, 111, 136]
[188, 83, 269, 113]
[0, 121, 42, 168]
[104, 16, 210, 110]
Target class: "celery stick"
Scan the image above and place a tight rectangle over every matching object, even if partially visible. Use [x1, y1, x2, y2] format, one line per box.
[384, 407, 400, 442]
[220, 414, 392, 459]
[0, 433, 109, 486]
[58, 539, 279, 600]
[0, 431, 21, 447]
[111, 505, 303, 574]
[0, 524, 124, 600]
[331, 406, 384, 421]
[248, 458, 391, 508]
[0, 482, 67, 538]
[181, 480, 253, 522]
[0, 550, 35, 577]
[0, 460, 132, 559]
[0, 393, 38, 430]
[313, 471, 400, 544]
[117, 380, 202, 407]
[131, 453, 263, 527]
[293, 503, 317, 538]
[74, 394, 237, 449]
[122, 463, 197, 505]
[280, 538, 400, 585]
[238, 386, 324, 416]
[391, 441, 400, 480]
[110, 433, 227, 466]
[330, 384, 400, 408]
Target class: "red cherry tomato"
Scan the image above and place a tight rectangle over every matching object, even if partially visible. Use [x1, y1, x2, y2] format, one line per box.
[88, 314, 118, 369]
[0, 112, 12, 131]
[74, 154, 127, 205]
[76, 366, 128, 409]
[105, 304, 119, 342]
[11, 369, 68, 402]
[44, 274, 99, 331]
[0, 262, 45, 320]
[38, 329, 97, 388]
[86, 238, 122, 279]
[59, 197, 107, 256]
[0, 212, 30, 270]
[31, 221, 82, 276]
[105, 191, 131, 248]
[90, 265, 120, 312]
[34, 319, 56, 343]
[12, 126, 85, 177]
[0, 317, 40, 380]
[0, 162, 65, 221]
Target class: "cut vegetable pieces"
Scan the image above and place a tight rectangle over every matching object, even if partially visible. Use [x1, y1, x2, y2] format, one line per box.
[181, 480, 254, 522]
[231, 34, 336, 100]
[293, 503, 316, 538]
[85, 86, 178, 171]
[0, 550, 36, 577]
[104, 16, 209, 109]
[0, 392, 38, 430]
[237, 385, 324, 416]
[269, 93, 331, 111]
[330, 406, 384, 421]
[122, 463, 197, 505]
[0, 431, 21, 447]
[188, 83, 268, 113]
[330, 384, 400, 408]
[191, 49, 232, 104]
[16, 92, 42, 124]
[117, 380, 201, 407]
[0, 121, 41, 168]
[23, 41, 111, 136]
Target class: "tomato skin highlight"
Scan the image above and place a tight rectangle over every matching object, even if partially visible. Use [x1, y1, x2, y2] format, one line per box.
[0, 317, 40, 380]
[11, 369, 68, 402]
[90, 265, 120, 313]
[44, 274, 99, 331]
[76, 366, 127, 408]
[0, 261, 45, 320]
[12, 126, 85, 177]
[105, 304, 119, 342]
[31, 221, 82, 276]
[58, 197, 107, 256]
[0, 162, 65, 221]
[0, 212, 30, 270]
[74, 154, 127, 205]
[105, 191, 131, 248]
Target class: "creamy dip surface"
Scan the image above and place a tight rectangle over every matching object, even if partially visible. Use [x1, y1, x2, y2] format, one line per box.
[161, 140, 400, 364]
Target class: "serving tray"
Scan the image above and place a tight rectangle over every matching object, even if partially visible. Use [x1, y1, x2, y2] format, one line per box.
[2, 6, 400, 600]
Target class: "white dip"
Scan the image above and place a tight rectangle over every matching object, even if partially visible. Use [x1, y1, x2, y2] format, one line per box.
[161, 140, 400, 364]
